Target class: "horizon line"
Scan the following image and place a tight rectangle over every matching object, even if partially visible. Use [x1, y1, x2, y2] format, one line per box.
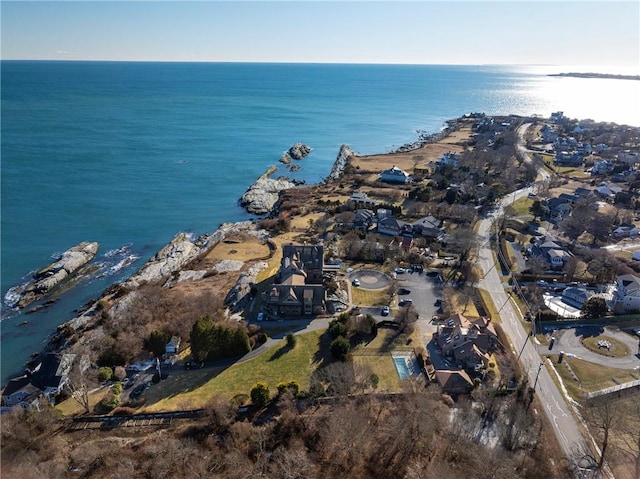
[0, 59, 614, 68]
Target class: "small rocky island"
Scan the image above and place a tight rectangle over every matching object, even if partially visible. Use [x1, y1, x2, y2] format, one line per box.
[279, 142, 312, 165]
[8, 241, 99, 309]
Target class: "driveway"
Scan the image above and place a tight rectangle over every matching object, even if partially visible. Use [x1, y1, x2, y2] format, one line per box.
[395, 270, 441, 345]
[349, 269, 391, 290]
[541, 326, 640, 370]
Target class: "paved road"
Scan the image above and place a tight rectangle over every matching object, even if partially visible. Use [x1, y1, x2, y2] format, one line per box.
[603, 238, 640, 252]
[475, 123, 589, 464]
[477, 198, 588, 459]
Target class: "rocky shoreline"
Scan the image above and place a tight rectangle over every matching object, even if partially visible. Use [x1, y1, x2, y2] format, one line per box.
[7, 241, 100, 309]
[49, 221, 267, 350]
[327, 144, 356, 181]
[36, 126, 448, 365]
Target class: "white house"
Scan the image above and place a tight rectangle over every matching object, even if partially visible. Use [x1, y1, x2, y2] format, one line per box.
[610, 274, 640, 313]
[349, 192, 377, 208]
[1, 376, 43, 410]
[562, 287, 593, 308]
[380, 166, 411, 184]
[436, 152, 460, 169]
[597, 182, 623, 200]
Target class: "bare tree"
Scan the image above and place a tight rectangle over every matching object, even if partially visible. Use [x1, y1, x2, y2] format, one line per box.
[66, 354, 94, 414]
[583, 398, 624, 469]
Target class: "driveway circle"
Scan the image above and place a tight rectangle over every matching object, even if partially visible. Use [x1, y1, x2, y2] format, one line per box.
[350, 269, 391, 290]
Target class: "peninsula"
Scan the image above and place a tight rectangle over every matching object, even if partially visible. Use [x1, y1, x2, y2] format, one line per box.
[548, 72, 640, 81]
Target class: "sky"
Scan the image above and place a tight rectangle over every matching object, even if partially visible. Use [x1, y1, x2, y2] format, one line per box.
[1, 1, 639, 69]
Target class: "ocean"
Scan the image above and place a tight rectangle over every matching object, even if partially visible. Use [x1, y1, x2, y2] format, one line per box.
[1, 61, 639, 384]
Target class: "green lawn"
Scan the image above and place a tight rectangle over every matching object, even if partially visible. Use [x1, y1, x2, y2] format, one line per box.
[144, 330, 326, 411]
[142, 325, 425, 412]
[510, 197, 534, 216]
[548, 356, 639, 401]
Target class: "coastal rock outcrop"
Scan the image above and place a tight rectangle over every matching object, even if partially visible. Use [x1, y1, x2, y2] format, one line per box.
[279, 142, 311, 164]
[124, 233, 201, 289]
[328, 144, 355, 181]
[56, 222, 268, 342]
[240, 176, 297, 215]
[9, 242, 99, 309]
[225, 261, 270, 311]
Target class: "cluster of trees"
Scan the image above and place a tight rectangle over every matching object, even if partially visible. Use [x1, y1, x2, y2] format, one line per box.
[327, 312, 377, 361]
[73, 286, 227, 369]
[190, 315, 250, 362]
[0, 387, 572, 479]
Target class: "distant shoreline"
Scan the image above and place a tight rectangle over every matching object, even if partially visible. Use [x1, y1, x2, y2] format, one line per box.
[549, 72, 640, 81]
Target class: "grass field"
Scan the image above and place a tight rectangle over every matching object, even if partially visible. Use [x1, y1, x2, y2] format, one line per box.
[205, 237, 270, 262]
[549, 356, 639, 400]
[350, 326, 420, 391]
[581, 335, 630, 357]
[510, 197, 534, 216]
[142, 325, 416, 412]
[476, 289, 498, 322]
[144, 330, 326, 411]
[352, 355, 401, 392]
[351, 286, 391, 307]
[56, 386, 109, 417]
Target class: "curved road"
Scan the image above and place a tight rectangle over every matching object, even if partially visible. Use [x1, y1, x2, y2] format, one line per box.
[543, 327, 640, 370]
[477, 123, 589, 462]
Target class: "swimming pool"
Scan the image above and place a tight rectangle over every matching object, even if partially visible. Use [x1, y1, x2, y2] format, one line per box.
[393, 354, 420, 379]
[393, 357, 411, 379]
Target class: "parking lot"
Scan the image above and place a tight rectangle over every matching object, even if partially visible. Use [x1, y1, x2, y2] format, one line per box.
[393, 269, 442, 346]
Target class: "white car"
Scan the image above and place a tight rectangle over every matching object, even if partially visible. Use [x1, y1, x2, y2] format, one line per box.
[352, 279, 360, 287]
[381, 305, 390, 316]
[395, 267, 405, 274]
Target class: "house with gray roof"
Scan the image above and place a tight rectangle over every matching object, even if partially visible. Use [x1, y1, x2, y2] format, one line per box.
[412, 216, 444, 239]
[380, 166, 411, 184]
[377, 216, 412, 237]
[266, 244, 326, 318]
[529, 236, 571, 270]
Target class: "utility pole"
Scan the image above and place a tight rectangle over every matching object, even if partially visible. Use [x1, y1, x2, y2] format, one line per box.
[533, 361, 544, 391]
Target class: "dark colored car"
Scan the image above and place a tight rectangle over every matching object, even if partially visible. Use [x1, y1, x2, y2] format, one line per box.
[129, 384, 146, 400]
[398, 287, 411, 295]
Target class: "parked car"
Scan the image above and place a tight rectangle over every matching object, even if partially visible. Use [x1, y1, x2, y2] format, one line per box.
[399, 299, 413, 307]
[352, 279, 360, 287]
[395, 267, 405, 274]
[381, 305, 390, 316]
[257, 312, 264, 321]
[398, 287, 411, 295]
[185, 361, 205, 370]
[129, 383, 146, 400]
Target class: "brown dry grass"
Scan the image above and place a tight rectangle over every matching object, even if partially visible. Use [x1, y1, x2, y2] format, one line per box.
[205, 237, 270, 262]
[350, 141, 465, 174]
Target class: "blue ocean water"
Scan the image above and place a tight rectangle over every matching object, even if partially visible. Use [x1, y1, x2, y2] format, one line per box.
[1, 61, 639, 384]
